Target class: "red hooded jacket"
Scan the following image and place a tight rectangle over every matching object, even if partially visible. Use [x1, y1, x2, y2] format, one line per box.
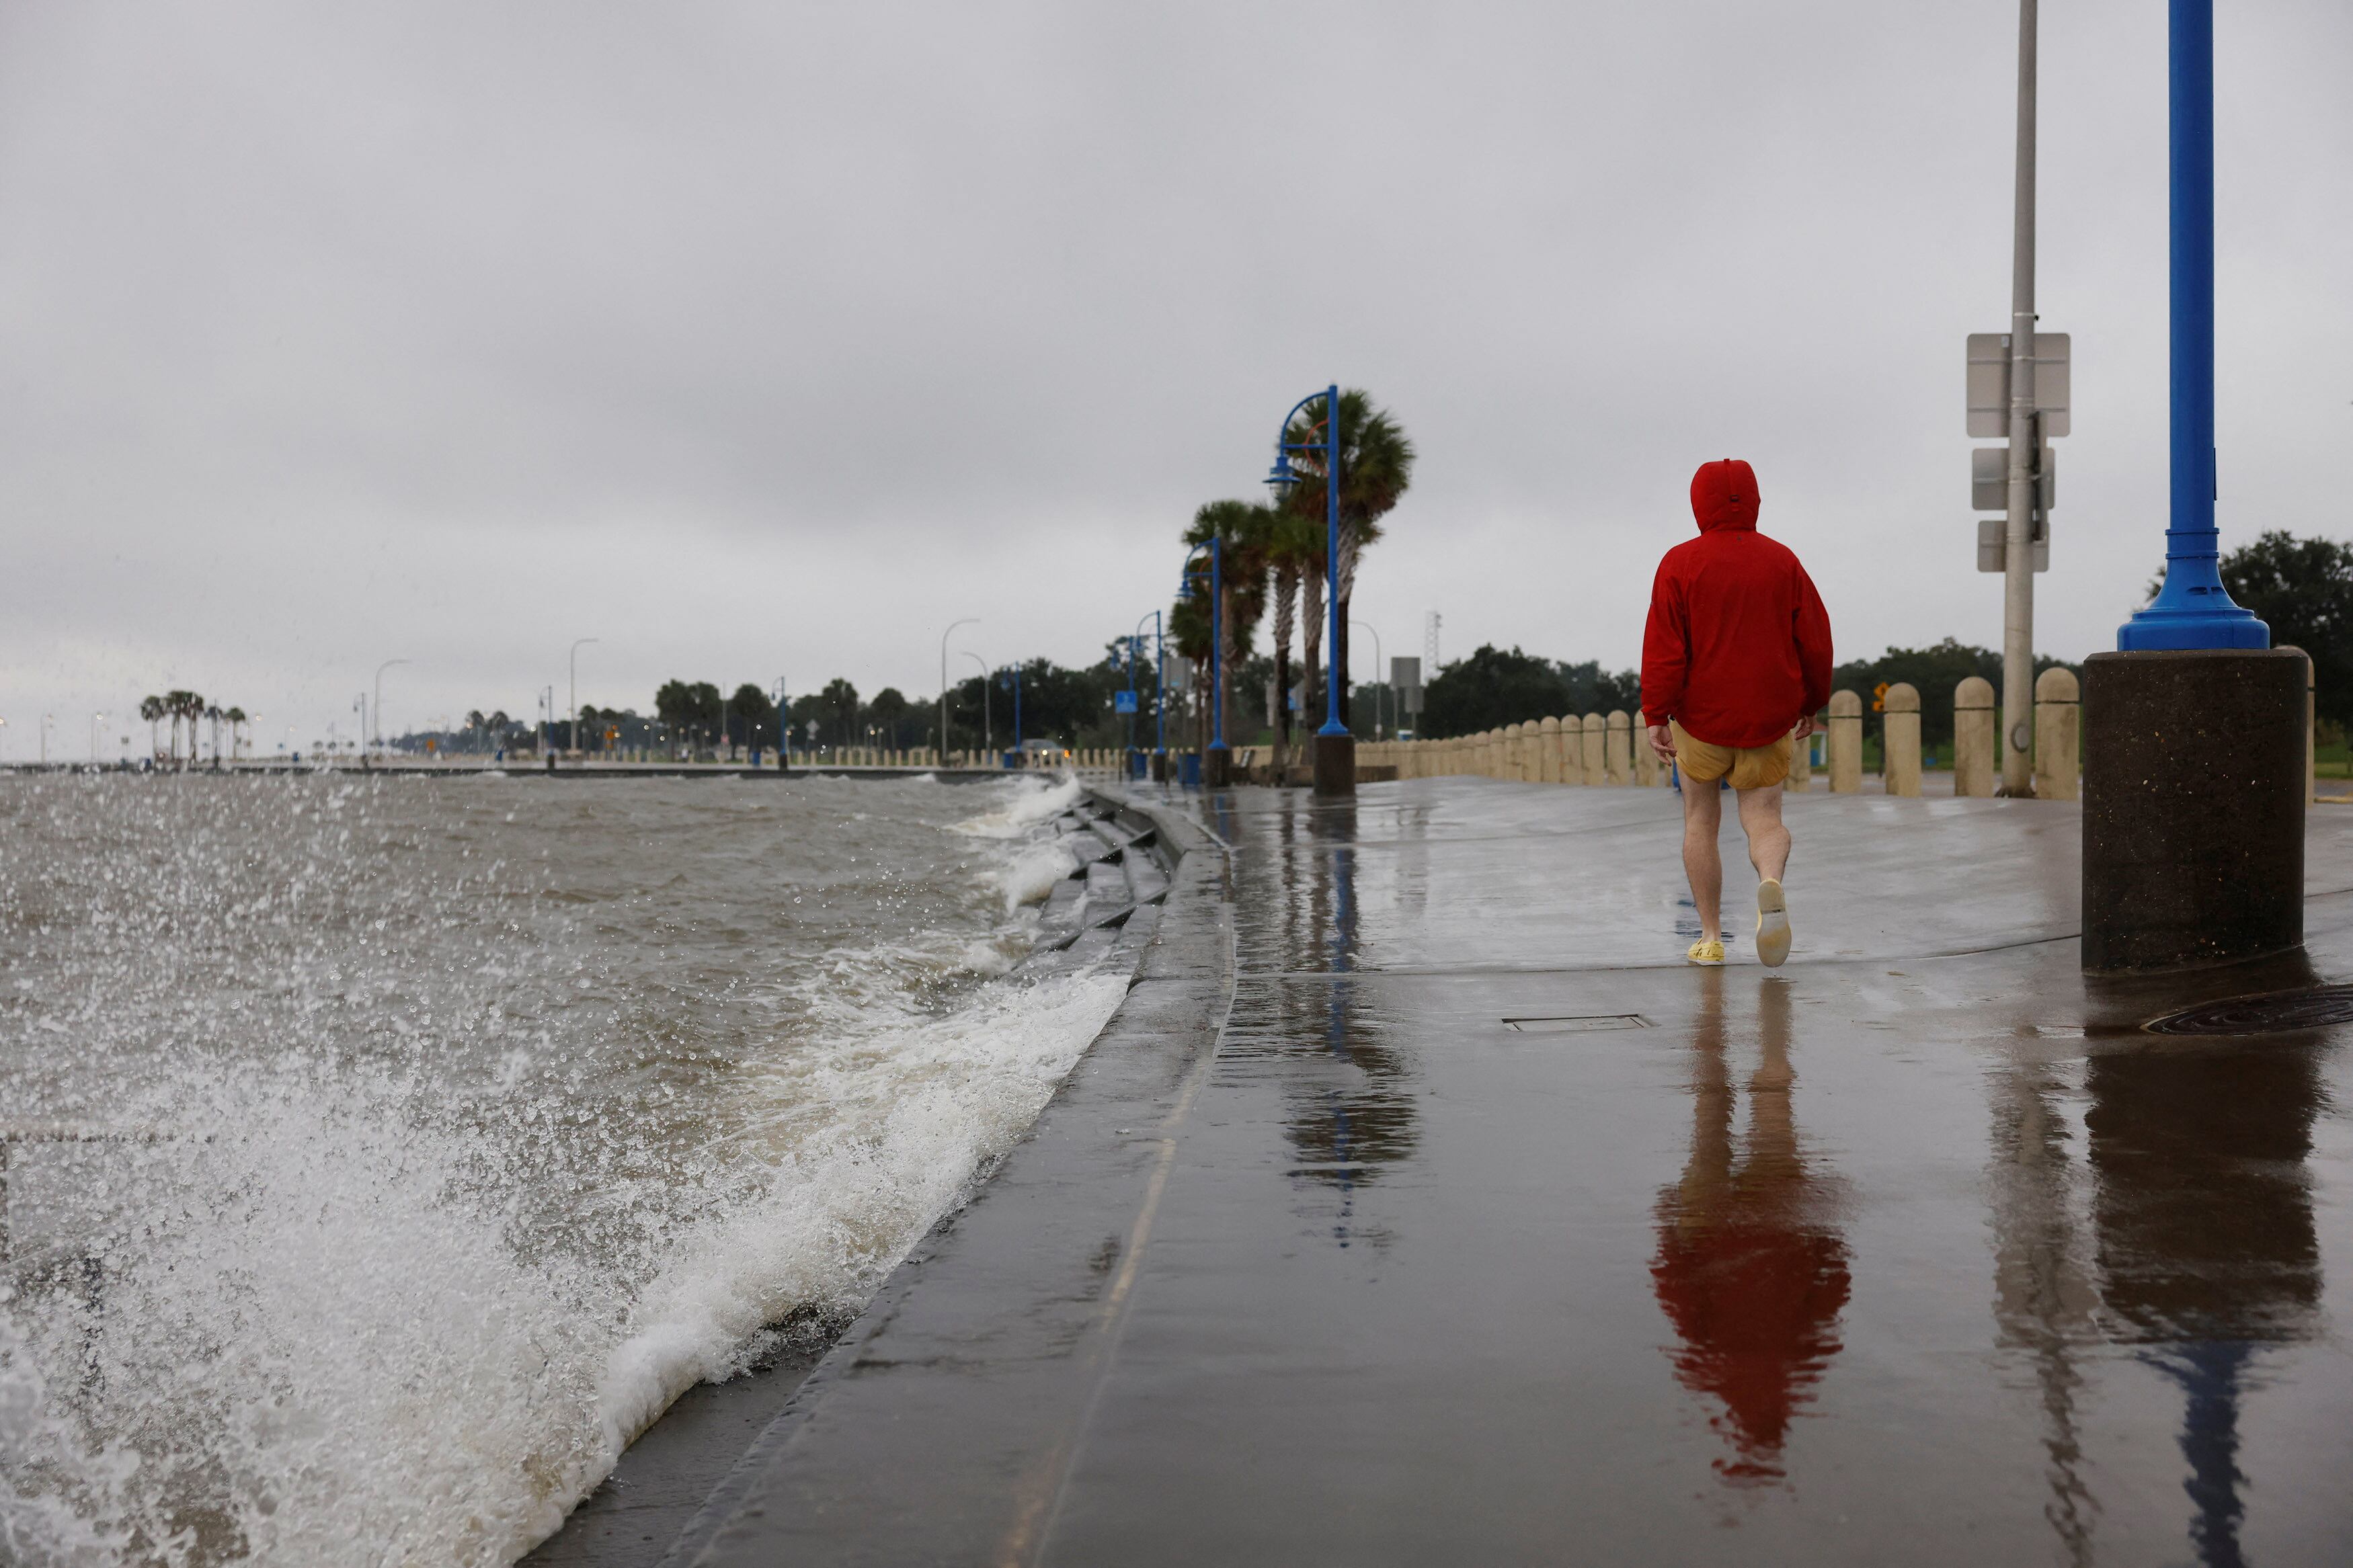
[1640, 460, 1833, 749]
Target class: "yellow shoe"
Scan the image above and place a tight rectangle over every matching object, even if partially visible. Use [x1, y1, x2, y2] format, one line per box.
[1757, 880, 1792, 968]
[1686, 938, 1725, 966]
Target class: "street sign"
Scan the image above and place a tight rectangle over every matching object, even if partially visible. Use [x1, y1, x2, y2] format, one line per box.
[1972, 444, 2055, 511]
[1114, 690, 1138, 714]
[1966, 332, 2070, 438]
[1391, 656, 1424, 716]
[1977, 516, 2050, 574]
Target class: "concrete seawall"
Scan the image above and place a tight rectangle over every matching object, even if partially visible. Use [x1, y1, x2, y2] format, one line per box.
[526, 782, 1230, 1566]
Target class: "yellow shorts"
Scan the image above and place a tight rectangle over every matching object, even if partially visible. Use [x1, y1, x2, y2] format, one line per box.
[1671, 723, 1792, 790]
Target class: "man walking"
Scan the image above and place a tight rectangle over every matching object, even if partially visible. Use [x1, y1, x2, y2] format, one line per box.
[1641, 459, 1833, 967]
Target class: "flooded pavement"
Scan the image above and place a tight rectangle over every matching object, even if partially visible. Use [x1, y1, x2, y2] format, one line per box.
[690, 780, 2353, 1568]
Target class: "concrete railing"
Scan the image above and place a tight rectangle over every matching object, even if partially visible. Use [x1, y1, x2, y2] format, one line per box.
[1347, 667, 2118, 801]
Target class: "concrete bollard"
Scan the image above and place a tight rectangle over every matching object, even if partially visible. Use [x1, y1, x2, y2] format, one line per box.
[1555, 715, 1581, 784]
[1581, 713, 1605, 785]
[1633, 718, 1660, 787]
[2082, 649, 2305, 973]
[1883, 683, 1922, 796]
[1954, 676, 1996, 796]
[1505, 721, 1527, 781]
[1786, 719, 1812, 792]
[1538, 716, 1562, 783]
[1605, 710, 1632, 786]
[1827, 690, 1864, 792]
[2032, 667, 2079, 801]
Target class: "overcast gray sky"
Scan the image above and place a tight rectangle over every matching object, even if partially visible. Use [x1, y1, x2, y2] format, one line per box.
[3, 1, 2347, 753]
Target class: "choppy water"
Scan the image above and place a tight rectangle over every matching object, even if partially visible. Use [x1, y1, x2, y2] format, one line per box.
[0, 770, 1123, 1566]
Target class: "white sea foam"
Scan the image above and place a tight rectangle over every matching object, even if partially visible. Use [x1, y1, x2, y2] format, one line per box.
[0, 772, 1135, 1567]
[950, 774, 1084, 839]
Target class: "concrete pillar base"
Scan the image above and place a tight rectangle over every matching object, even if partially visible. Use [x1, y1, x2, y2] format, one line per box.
[1312, 733, 1356, 797]
[2082, 649, 2305, 974]
[1204, 747, 1233, 790]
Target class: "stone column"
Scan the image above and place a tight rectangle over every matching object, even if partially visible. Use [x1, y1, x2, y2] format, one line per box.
[2032, 667, 2079, 800]
[1786, 721, 1812, 792]
[1884, 683, 1922, 796]
[1954, 676, 1996, 796]
[1501, 722, 1523, 780]
[1827, 690, 1864, 792]
[2082, 649, 2305, 972]
[1554, 716, 1580, 784]
[1605, 710, 1632, 786]
[1580, 713, 1605, 784]
[1537, 716, 1561, 783]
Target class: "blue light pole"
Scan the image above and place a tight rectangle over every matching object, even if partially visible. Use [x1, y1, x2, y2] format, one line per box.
[1181, 538, 1230, 786]
[1266, 384, 1353, 795]
[1133, 608, 1165, 780]
[2116, 0, 2264, 652]
[1000, 664, 1023, 766]
[2079, 0, 2301, 977]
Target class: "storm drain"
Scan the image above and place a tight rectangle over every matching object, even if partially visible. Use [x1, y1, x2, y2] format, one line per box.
[1503, 1015, 1650, 1034]
[2143, 985, 2353, 1036]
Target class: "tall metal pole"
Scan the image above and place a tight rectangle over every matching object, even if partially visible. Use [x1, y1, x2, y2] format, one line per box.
[567, 638, 596, 755]
[941, 616, 978, 760]
[2114, 0, 2264, 652]
[964, 652, 990, 755]
[1353, 620, 1384, 739]
[1153, 613, 1165, 758]
[1319, 384, 1346, 740]
[1209, 536, 1226, 754]
[1998, 0, 2039, 794]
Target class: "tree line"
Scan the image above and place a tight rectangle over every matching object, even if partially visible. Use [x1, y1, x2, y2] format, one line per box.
[136, 691, 247, 762]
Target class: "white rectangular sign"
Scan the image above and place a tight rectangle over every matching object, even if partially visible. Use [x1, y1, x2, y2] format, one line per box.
[1966, 332, 2071, 439]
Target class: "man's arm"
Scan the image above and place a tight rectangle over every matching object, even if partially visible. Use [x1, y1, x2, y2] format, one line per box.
[1639, 557, 1688, 735]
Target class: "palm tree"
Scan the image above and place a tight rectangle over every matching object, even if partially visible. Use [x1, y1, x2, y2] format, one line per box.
[225, 707, 247, 760]
[1280, 389, 1416, 727]
[163, 690, 204, 766]
[138, 696, 165, 761]
[1184, 500, 1275, 753]
[1261, 507, 1321, 773]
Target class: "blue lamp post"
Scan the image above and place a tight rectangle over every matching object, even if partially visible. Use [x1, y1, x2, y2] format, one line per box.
[1181, 538, 1230, 787]
[1000, 664, 1023, 767]
[2079, 0, 2303, 977]
[1134, 609, 1165, 781]
[1266, 384, 1353, 796]
[2116, 0, 2264, 653]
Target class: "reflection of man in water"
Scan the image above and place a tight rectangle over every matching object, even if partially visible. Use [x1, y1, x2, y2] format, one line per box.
[1651, 974, 1849, 1483]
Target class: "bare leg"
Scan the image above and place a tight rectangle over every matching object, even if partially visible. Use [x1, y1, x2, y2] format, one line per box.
[1737, 783, 1790, 884]
[1681, 778, 1724, 941]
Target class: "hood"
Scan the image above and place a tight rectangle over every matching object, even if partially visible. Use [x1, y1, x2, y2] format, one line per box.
[1690, 458, 1760, 533]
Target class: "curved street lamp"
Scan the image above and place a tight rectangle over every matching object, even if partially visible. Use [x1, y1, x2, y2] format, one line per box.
[567, 638, 597, 755]
[1265, 383, 1352, 796]
[941, 616, 979, 761]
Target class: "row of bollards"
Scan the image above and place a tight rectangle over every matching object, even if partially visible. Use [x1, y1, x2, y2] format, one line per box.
[1359, 712, 1673, 789]
[1354, 673, 2090, 799]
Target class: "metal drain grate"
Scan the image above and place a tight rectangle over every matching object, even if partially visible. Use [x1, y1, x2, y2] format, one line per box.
[2144, 984, 2353, 1036]
[1504, 1015, 1650, 1034]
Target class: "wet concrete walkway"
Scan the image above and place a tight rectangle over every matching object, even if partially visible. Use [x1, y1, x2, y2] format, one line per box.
[686, 780, 2353, 1567]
